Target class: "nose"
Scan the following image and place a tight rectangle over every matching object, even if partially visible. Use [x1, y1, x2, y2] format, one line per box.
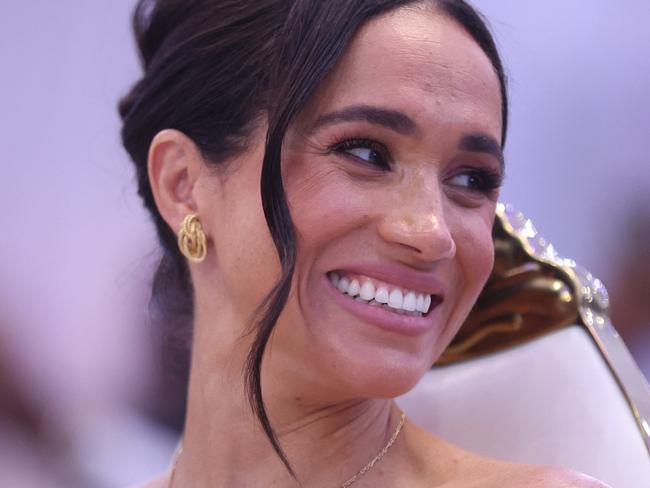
[377, 187, 456, 263]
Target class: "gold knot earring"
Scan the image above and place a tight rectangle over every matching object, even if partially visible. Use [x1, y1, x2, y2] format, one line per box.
[178, 214, 207, 263]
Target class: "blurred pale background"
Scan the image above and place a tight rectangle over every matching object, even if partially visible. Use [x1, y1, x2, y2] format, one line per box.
[1, 1, 648, 486]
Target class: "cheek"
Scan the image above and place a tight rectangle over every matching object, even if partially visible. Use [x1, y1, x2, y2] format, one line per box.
[454, 212, 495, 301]
[214, 172, 281, 319]
[432, 210, 494, 358]
[287, 165, 371, 255]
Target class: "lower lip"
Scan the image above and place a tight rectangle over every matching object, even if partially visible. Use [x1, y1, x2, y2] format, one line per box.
[323, 276, 442, 337]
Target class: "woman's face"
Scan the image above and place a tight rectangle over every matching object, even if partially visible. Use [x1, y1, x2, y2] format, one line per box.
[202, 5, 503, 400]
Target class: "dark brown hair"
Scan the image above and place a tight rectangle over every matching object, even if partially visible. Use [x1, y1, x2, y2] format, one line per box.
[119, 0, 508, 476]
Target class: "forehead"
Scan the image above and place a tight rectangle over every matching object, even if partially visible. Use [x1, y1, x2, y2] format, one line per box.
[305, 5, 503, 139]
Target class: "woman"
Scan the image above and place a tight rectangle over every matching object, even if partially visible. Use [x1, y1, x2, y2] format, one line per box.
[120, 0, 609, 486]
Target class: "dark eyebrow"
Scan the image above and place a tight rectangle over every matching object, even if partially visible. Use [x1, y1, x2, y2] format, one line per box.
[458, 133, 505, 169]
[310, 105, 504, 169]
[309, 104, 419, 136]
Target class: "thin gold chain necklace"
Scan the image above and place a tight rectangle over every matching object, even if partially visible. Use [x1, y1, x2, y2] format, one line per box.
[168, 411, 406, 488]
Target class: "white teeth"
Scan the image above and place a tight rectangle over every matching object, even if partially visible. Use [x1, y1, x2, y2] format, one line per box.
[403, 292, 417, 312]
[348, 279, 360, 297]
[329, 272, 436, 316]
[375, 287, 389, 304]
[337, 277, 350, 294]
[359, 281, 375, 301]
[388, 289, 403, 309]
[416, 294, 425, 312]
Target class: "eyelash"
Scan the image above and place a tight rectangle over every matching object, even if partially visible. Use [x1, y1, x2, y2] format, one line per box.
[329, 137, 391, 169]
[328, 137, 503, 195]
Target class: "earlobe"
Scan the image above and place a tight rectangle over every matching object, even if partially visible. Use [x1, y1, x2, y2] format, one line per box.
[147, 129, 205, 234]
[178, 214, 208, 263]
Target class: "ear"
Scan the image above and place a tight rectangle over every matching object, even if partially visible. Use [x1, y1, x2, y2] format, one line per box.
[147, 129, 205, 235]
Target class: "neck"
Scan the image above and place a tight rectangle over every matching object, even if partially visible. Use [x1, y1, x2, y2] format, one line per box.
[172, 306, 408, 487]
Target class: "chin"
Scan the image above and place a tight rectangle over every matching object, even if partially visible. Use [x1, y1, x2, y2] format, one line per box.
[321, 339, 439, 400]
[285, 271, 457, 399]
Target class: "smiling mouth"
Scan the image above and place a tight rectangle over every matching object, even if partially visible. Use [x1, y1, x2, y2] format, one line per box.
[327, 271, 442, 318]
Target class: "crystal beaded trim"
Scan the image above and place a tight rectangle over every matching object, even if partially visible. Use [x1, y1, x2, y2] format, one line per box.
[496, 203, 611, 331]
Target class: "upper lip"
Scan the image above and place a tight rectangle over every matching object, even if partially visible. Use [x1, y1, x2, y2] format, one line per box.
[330, 262, 446, 298]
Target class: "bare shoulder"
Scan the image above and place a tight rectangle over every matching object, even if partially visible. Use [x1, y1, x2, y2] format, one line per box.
[466, 458, 612, 488]
[403, 422, 609, 488]
[518, 465, 612, 488]
[128, 472, 169, 488]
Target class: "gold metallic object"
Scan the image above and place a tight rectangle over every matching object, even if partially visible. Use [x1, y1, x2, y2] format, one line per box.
[438, 210, 579, 363]
[178, 214, 207, 263]
[168, 412, 406, 488]
[438, 202, 650, 457]
[341, 411, 406, 487]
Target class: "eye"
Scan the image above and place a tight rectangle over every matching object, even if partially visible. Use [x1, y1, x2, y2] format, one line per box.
[329, 138, 391, 170]
[448, 169, 503, 195]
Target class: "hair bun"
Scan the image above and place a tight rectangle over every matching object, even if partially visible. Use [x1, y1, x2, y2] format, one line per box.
[133, 0, 191, 70]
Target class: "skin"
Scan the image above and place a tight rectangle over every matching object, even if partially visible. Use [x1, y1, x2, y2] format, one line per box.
[142, 5, 610, 488]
